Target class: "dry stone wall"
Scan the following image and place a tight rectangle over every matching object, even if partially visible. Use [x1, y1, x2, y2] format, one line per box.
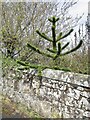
[2, 69, 90, 118]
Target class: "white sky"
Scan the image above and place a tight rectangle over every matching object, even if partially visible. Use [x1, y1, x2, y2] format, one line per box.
[69, 0, 89, 24]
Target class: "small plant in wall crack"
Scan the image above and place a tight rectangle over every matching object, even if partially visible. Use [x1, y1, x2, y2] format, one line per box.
[17, 16, 83, 86]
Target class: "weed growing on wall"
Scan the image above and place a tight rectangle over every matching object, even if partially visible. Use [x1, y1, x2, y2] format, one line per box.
[17, 16, 83, 77]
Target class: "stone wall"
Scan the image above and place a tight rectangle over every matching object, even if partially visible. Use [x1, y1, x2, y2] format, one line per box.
[2, 69, 90, 118]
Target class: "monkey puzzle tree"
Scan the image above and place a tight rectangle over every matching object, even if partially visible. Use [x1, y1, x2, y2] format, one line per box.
[1, 1, 82, 61]
[17, 16, 83, 78]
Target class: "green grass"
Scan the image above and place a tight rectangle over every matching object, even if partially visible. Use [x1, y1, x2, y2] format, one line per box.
[1, 94, 42, 119]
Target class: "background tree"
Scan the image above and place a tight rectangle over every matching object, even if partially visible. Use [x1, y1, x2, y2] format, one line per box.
[69, 23, 88, 74]
[1, 1, 82, 59]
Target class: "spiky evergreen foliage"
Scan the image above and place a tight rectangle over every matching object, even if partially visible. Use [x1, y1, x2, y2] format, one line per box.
[17, 16, 83, 77]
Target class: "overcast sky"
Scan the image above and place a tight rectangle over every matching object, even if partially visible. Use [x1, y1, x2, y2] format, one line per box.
[69, 0, 89, 24]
